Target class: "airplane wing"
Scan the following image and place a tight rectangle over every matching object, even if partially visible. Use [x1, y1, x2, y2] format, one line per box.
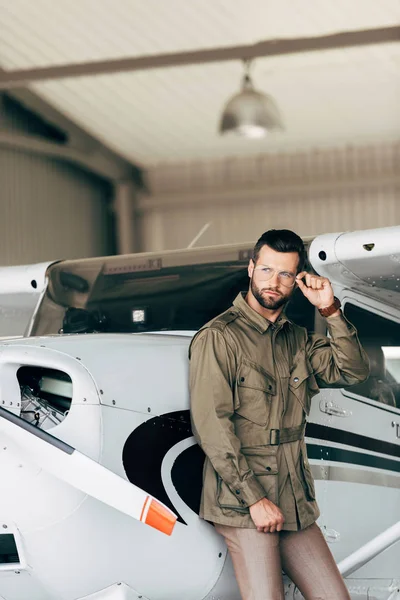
[309, 225, 400, 308]
[0, 405, 177, 536]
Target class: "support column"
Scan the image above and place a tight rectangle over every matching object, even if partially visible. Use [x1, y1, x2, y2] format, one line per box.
[113, 181, 136, 255]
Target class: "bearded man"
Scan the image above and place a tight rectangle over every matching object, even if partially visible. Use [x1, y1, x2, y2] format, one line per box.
[189, 229, 369, 600]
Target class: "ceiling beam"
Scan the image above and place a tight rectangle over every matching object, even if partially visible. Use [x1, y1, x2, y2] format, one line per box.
[0, 131, 137, 181]
[0, 70, 144, 180]
[8, 88, 100, 153]
[0, 26, 399, 89]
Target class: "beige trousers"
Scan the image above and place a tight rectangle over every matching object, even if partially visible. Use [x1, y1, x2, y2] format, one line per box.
[215, 522, 350, 600]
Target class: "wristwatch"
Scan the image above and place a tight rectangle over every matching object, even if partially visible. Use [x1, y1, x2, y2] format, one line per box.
[318, 297, 341, 318]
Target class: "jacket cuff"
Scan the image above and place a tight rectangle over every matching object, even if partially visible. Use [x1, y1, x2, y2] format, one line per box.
[231, 475, 267, 508]
[325, 311, 356, 338]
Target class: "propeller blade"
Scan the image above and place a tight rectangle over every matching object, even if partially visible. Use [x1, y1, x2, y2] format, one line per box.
[0, 406, 177, 536]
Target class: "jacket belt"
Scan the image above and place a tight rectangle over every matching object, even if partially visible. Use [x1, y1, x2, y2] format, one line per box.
[240, 423, 306, 448]
[268, 423, 305, 446]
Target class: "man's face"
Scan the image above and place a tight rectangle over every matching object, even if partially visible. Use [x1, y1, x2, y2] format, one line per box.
[248, 245, 299, 310]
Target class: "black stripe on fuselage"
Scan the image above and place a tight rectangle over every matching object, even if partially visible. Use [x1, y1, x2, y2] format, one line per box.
[122, 411, 400, 525]
[307, 444, 400, 473]
[305, 422, 400, 459]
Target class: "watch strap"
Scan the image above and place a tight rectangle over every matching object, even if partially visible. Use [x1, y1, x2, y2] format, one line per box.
[318, 296, 341, 318]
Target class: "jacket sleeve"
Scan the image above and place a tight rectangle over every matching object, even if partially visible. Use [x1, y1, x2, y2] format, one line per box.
[306, 311, 370, 388]
[189, 328, 266, 508]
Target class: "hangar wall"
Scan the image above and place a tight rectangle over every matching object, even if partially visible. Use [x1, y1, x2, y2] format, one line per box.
[138, 142, 400, 252]
[0, 147, 112, 266]
[0, 93, 113, 266]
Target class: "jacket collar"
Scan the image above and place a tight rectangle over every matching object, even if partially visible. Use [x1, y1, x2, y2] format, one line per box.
[233, 292, 291, 334]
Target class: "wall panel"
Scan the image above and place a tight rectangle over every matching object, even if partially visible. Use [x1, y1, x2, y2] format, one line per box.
[139, 143, 400, 251]
[0, 148, 111, 266]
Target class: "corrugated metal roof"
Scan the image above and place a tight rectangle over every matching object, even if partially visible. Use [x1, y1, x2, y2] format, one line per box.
[0, 0, 399, 165]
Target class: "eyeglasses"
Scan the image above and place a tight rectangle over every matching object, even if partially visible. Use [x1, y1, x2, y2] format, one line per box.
[253, 265, 296, 288]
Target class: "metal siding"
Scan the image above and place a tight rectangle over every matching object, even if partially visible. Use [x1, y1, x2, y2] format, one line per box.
[139, 143, 400, 251]
[0, 147, 110, 266]
[140, 190, 399, 252]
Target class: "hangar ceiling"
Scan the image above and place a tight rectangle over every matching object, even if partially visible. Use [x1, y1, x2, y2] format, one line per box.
[0, 0, 399, 166]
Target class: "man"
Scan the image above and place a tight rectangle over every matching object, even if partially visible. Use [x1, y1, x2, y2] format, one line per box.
[189, 229, 369, 600]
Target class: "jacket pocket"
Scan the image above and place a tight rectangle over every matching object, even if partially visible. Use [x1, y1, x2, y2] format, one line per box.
[242, 448, 279, 505]
[289, 354, 319, 415]
[300, 447, 316, 501]
[235, 359, 276, 427]
[216, 476, 249, 513]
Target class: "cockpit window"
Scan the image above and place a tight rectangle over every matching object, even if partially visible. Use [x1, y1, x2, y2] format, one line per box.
[343, 303, 400, 409]
[32, 242, 314, 336]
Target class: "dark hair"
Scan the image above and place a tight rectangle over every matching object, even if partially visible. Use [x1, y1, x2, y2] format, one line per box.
[252, 229, 307, 273]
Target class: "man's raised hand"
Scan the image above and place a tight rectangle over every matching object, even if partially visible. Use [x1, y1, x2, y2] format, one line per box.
[295, 271, 335, 310]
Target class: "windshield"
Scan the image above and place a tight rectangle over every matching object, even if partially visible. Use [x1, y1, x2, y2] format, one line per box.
[30, 241, 313, 336]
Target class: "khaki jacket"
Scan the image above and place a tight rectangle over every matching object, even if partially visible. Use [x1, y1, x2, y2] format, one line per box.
[189, 293, 369, 530]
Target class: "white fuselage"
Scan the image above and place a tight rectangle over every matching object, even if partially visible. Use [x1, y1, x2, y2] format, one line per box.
[0, 330, 399, 600]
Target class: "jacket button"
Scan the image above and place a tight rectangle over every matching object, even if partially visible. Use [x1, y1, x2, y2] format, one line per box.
[266, 466, 271, 472]
[236, 490, 240, 495]
[240, 377, 245, 382]
[293, 377, 299, 383]
[240, 499, 246, 505]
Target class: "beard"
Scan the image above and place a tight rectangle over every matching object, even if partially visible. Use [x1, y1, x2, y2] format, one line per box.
[250, 277, 291, 310]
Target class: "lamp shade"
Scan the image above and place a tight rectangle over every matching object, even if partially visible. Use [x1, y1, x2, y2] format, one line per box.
[219, 74, 283, 138]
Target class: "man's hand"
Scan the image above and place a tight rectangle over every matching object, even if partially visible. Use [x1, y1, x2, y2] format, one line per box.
[249, 498, 285, 533]
[296, 271, 335, 310]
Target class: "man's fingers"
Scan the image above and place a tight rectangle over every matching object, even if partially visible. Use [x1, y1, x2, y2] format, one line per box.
[296, 272, 330, 292]
[296, 271, 307, 280]
[295, 277, 307, 293]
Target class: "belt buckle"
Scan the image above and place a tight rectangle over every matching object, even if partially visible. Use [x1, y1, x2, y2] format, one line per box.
[270, 429, 280, 446]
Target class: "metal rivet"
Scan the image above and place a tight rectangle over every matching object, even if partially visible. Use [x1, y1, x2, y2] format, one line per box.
[100, 390, 104, 395]
[76, 357, 81, 361]
[235, 489, 240, 495]
[240, 377, 245, 382]
[83, 398, 86, 402]
[112, 400, 116, 405]
[293, 377, 299, 383]
[266, 466, 271, 472]
[218, 552, 222, 558]
[148, 407, 151, 413]
[2, 524, 7, 529]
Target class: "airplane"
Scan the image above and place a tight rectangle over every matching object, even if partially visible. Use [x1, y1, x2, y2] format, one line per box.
[0, 224, 399, 600]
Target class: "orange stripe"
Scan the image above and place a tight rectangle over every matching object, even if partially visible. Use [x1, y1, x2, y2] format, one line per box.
[140, 495, 149, 522]
[145, 499, 177, 536]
